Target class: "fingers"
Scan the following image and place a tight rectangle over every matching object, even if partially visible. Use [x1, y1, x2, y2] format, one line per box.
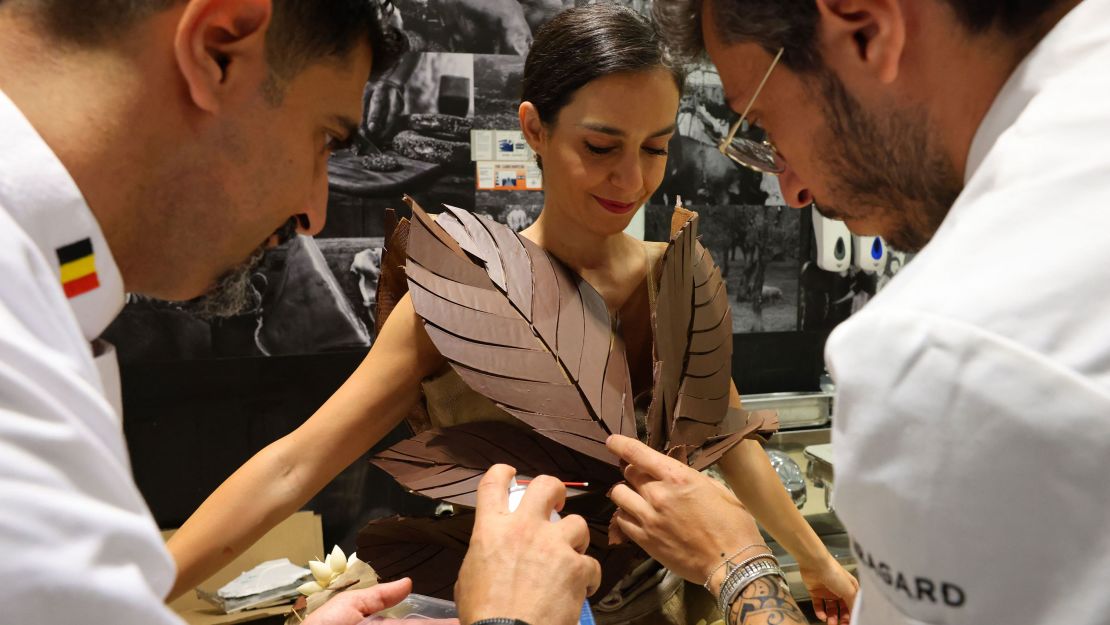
[611, 509, 649, 546]
[583, 554, 603, 597]
[517, 474, 567, 518]
[607, 483, 653, 522]
[622, 463, 653, 489]
[475, 464, 515, 521]
[556, 514, 591, 554]
[606, 434, 684, 481]
[345, 577, 413, 615]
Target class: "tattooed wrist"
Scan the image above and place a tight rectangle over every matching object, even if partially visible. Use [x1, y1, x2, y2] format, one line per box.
[727, 577, 806, 625]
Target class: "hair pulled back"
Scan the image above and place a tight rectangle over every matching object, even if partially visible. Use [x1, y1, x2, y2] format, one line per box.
[522, 3, 685, 127]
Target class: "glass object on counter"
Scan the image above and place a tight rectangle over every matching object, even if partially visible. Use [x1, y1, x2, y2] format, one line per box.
[360, 593, 458, 623]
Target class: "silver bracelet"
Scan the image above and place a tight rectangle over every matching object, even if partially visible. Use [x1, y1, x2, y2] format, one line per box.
[717, 558, 780, 618]
[724, 571, 788, 625]
[702, 544, 773, 592]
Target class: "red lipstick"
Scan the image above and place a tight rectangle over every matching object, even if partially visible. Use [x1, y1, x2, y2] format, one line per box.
[592, 195, 637, 214]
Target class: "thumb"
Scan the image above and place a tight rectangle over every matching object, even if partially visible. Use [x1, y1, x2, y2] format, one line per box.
[346, 578, 413, 615]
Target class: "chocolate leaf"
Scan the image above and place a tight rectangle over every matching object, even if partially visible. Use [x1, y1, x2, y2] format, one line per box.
[373, 208, 410, 335]
[670, 235, 735, 446]
[371, 421, 621, 507]
[356, 514, 473, 600]
[673, 408, 781, 472]
[373, 203, 432, 434]
[404, 198, 636, 465]
[649, 207, 736, 449]
[356, 509, 641, 602]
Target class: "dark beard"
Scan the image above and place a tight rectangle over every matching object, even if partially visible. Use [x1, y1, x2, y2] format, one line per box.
[174, 217, 299, 320]
[811, 70, 963, 253]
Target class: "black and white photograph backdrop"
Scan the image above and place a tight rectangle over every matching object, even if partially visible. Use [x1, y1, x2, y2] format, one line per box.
[474, 54, 525, 129]
[576, 0, 651, 17]
[106, 4, 863, 365]
[474, 190, 545, 229]
[327, 50, 477, 239]
[394, 0, 574, 55]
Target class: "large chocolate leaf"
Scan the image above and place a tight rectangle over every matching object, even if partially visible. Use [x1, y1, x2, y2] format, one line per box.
[374, 208, 411, 335]
[648, 207, 736, 448]
[356, 514, 473, 600]
[669, 408, 781, 471]
[373, 206, 433, 434]
[403, 198, 636, 464]
[670, 232, 735, 446]
[371, 421, 621, 507]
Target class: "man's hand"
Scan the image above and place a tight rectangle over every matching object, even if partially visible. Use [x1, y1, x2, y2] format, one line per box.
[455, 465, 601, 625]
[605, 435, 766, 590]
[302, 578, 418, 625]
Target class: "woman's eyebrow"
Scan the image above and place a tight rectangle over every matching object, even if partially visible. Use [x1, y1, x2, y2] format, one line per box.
[578, 122, 677, 138]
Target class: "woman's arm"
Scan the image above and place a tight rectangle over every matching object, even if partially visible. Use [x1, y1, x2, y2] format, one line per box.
[166, 294, 443, 600]
[719, 382, 858, 624]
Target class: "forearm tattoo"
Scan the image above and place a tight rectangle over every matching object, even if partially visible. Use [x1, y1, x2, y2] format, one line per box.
[728, 577, 807, 625]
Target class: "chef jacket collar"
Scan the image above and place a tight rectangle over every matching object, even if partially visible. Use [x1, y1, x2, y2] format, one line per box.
[0, 88, 125, 341]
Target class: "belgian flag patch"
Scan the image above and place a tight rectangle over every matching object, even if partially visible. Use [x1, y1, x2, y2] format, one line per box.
[56, 238, 100, 298]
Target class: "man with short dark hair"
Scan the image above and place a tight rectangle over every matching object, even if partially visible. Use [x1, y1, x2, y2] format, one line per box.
[0, 2, 596, 624]
[597, 1, 1110, 624]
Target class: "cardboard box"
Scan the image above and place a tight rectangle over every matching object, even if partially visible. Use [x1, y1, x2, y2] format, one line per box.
[163, 511, 324, 625]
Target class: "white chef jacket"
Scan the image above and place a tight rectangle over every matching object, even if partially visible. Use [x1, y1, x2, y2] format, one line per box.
[827, 1, 1110, 623]
[0, 90, 181, 623]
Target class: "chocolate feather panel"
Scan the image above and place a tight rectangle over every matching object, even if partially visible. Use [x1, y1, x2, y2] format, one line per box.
[677, 409, 781, 471]
[357, 510, 644, 602]
[374, 209, 409, 335]
[371, 421, 620, 507]
[646, 207, 696, 449]
[403, 198, 637, 464]
[356, 514, 473, 600]
[663, 211, 737, 447]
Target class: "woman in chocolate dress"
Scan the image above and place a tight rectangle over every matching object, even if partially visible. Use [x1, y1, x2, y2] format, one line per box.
[167, 5, 857, 623]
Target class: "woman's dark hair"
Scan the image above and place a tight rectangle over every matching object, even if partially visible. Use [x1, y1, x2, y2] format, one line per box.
[522, 3, 685, 127]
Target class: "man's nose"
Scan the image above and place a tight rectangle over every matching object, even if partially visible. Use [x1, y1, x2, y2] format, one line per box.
[776, 165, 813, 208]
[296, 172, 330, 237]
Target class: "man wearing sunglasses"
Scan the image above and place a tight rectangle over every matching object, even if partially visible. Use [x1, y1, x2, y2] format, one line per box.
[600, 1, 1110, 625]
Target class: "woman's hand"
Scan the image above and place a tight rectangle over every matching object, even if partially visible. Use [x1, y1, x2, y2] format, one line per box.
[605, 435, 768, 588]
[799, 556, 858, 625]
[302, 578, 423, 625]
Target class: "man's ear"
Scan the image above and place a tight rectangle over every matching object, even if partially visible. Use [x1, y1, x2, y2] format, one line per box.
[174, 0, 273, 113]
[519, 101, 546, 154]
[814, 0, 905, 85]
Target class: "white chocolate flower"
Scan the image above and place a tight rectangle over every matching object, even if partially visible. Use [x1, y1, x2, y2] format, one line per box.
[300, 545, 361, 596]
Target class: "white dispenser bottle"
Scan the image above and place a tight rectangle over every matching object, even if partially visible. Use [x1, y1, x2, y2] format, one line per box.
[812, 205, 852, 273]
[853, 235, 888, 274]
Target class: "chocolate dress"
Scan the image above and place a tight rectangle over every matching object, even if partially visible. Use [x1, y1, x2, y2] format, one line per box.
[357, 198, 778, 616]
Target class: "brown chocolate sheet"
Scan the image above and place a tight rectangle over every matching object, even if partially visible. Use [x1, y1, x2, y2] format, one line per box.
[371, 421, 620, 507]
[403, 199, 637, 464]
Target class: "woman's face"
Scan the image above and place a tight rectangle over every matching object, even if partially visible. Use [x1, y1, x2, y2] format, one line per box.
[524, 68, 681, 236]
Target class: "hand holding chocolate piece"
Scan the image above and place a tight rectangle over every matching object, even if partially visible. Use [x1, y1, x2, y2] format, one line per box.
[606, 435, 765, 592]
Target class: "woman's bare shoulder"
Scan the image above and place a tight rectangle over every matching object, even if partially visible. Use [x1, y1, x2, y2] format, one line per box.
[641, 239, 669, 257]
